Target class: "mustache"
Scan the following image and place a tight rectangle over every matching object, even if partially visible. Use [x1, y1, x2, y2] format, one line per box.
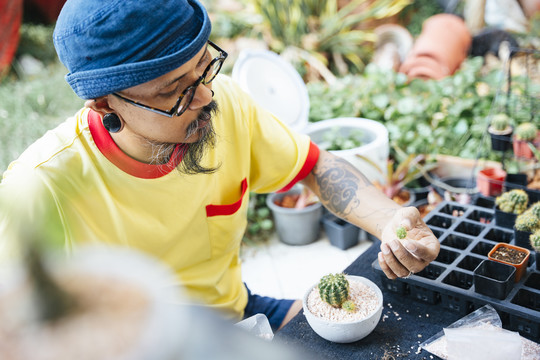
[183, 100, 219, 141]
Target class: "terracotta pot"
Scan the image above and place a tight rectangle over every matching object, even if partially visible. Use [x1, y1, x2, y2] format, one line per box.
[512, 131, 540, 159]
[477, 167, 507, 197]
[399, 14, 472, 80]
[488, 243, 530, 282]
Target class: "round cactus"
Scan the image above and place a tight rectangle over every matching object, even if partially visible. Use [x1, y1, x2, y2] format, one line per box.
[318, 273, 349, 308]
[529, 201, 540, 218]
[530, 229, 540, 251]
[341, 300, 356, 313]
[495, 189, 529, 214]
[515, 122, 538, 141]
[515, 210, 540, 232]
[490, 114, 511, 132]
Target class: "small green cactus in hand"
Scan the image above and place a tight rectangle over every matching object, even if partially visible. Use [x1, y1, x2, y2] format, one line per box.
[396, 226, 407, 239]
[495, 189, 529, 214]
[515, 210, 540, 232]
[318, 273, 349, 308]
[530, 229, 540, 251]
[515, 122, 538, 141]
[490, 114, 511, 132]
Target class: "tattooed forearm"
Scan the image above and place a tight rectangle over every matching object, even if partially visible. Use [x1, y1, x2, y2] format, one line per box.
[313, 156, 372, 217]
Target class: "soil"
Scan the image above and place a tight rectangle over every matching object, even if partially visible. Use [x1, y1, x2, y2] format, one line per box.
[391, 189, 411, 206]
[490, 246, 527, 265]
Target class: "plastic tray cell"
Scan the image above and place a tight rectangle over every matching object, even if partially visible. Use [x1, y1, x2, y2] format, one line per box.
[457, 255, 483, 271]
[440, 234, 472, 251]
[466, 209, 493, 224]
[435, 248, 460, 265]
[454, 221, 485, 237]
[426, 214, 456, 229]
[508, 312, 540, 340]
[525, 273, 540, 290]
[410, 284, 440, 304]
[471, 240, 497, 257]
[416, 263, 445, 281]
[483, 227, 513, 244]
[439, 203, 467, 217]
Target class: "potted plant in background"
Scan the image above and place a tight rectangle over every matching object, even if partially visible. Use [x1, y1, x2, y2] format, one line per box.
[488, 243, 530, 282]
[513, 122, 540, 159]
[530, 229, 540, 271]
[514, 201, 540, 250]
[356, 153, 437, 207]
[266, 185, 323, 245]
[321, 214, 360, 250]
[488, 113, 513, 152]
[494, 189, 529, 228]
[302, 273, 383, 343]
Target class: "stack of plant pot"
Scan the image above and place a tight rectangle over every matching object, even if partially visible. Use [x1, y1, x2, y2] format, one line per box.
[399, 14, 472, 80]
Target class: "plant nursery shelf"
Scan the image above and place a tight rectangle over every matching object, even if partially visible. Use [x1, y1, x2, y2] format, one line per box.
[372, 199, 540, 342]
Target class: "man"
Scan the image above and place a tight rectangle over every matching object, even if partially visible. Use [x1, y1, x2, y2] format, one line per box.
[0, 0, 439, 331]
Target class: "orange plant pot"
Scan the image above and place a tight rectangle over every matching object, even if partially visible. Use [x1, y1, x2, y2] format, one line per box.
[488, 243, 530, 283]
[477, 167, 507, 197]
[512, 131, 540, 160]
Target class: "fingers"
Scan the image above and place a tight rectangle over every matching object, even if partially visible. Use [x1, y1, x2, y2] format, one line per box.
[380, 241, 422, 278]
[395, 206, 421, 230]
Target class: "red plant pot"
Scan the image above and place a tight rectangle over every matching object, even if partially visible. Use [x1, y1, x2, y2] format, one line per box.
[477, 167, 507, 197]
[0, 0, 23, 76]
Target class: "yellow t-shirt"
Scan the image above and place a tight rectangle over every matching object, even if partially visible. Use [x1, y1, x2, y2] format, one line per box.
[0, 75, 319, 320]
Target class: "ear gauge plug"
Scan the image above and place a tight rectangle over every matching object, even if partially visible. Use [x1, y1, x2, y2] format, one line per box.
[102, 113, 123, 133]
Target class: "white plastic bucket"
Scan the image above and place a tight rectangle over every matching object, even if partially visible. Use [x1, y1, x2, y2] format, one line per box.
[302, 117, 389, 183]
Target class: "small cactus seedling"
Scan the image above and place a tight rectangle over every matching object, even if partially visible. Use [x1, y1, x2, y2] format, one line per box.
[490, 114, 511, 132]
[530, 229, 540, 251]
[341, 300, 356, 312]
[318, 273, 349, 308]
[495, 189, 529, 214]
[396, 226, 407, 239]
[515, 122, 538, 141]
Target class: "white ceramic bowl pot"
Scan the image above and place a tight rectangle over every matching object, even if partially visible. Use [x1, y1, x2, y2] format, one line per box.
[303, 275, 383, 343]
[302, 118, 389, 184]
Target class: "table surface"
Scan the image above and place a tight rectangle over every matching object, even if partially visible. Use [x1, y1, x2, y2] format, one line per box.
[275, 240, 462, 360]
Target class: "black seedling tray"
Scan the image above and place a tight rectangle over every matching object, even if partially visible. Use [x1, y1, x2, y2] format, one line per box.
[372, 199, 540, 342]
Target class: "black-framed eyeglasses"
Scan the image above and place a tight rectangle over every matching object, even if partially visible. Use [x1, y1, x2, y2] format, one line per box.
[112, 41, 227, 117]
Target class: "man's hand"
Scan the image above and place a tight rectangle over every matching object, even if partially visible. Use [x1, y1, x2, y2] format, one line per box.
[378, 206, 440, 280]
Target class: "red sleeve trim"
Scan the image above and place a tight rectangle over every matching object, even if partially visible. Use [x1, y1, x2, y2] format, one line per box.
[278, 141, 320, 193]
[206, 178, 248, 217]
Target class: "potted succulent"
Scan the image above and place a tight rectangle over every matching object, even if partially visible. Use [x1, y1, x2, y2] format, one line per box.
[488, 243, 530, 282]
[355, 153, 438, 206]
[487, 113, 513, 152]
[266, 185, 323, 245]
[494, 189, 529, 229]
[514, 201, 540, 250]
[302, 273, 383, 343]
[322, 213, 360, 250]
[530, 229, 540, 271]
[513, 122, 540, 159]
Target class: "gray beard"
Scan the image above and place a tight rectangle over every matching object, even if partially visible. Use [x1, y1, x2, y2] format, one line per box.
[147, 100, 220, 175]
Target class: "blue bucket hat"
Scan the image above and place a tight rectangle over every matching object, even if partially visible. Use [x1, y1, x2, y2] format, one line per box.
[53, 0, 211, 99]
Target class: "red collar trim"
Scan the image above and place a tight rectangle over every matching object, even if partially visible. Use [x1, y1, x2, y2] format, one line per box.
[88, 110, 187, 179]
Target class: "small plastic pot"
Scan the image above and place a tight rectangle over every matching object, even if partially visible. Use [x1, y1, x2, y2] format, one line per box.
[488, 127, 513, 152]
[322, 214, 359, 250]
[488, 243, 530, 283]
[474, 259, 516, 300]
[494, 207, 517, 229]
